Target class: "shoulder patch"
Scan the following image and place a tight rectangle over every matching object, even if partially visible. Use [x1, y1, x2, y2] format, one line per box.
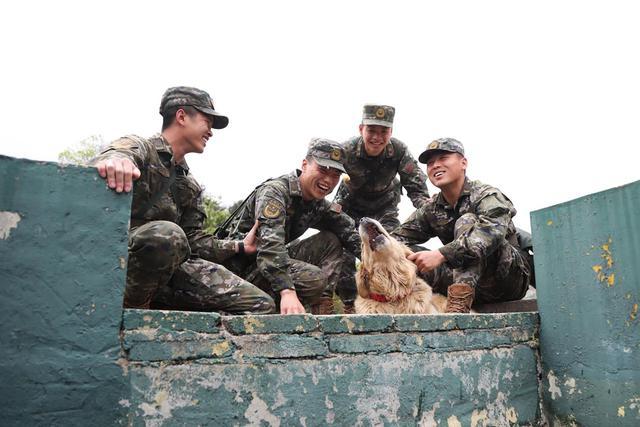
[263, 200, 283, 219]
[330, 202, 342, 214]
[403, 162, 415, 174]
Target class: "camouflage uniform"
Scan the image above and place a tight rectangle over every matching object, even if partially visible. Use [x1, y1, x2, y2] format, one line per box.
[220, 139, 361, 308]
[392, 177, 530, 304]
[93, 133, 275, 314]
[335, 105, 430, 305]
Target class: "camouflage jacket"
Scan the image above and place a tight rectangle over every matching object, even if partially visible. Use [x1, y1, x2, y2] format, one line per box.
[335, 136, 430, 212]
[225, 171, 361, 293]
[92, 134, 238, 263]
[392, 178, 519, 269]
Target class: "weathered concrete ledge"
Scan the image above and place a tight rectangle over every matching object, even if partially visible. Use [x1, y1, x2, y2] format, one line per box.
[122, 310, 541, 425]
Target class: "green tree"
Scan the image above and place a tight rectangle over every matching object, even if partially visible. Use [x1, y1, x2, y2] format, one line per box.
[202, 195, 231, 234]
[58, 135, 105, 165]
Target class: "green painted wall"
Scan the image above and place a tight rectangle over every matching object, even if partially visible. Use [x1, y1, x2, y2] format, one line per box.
[531, 180, 640, 425]
[0, 156, 131, 425]
[123, 310, 541, 426]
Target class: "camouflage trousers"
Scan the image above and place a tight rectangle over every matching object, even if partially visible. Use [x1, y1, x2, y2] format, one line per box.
[336, 205, 401, 305]
[419, 213, 530, 304]
[243, 231, 343, 308]
[125, 220, 275, 314]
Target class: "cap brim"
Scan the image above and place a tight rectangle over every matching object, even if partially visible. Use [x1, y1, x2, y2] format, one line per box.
[362, 119, 393, 128]
[314, 157, 346, 173]
[195, 106, 229, 129]
[418, 149, 456, 164]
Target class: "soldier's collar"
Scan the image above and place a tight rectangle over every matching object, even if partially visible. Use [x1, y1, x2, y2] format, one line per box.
[289, 170, 303, 197]
[356, 137, 395, 159]
[151, 133, 190, 171]
[434, 177, 472, 208]
[461, 177, 472, 195]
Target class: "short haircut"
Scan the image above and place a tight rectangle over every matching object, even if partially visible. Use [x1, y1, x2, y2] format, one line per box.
[161, 105, 198, 131]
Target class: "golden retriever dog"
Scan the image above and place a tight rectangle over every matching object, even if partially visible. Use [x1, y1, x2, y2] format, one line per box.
[354, 217, 448, 314]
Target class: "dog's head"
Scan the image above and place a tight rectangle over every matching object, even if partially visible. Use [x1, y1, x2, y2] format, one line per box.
[357, 217, 416, 299]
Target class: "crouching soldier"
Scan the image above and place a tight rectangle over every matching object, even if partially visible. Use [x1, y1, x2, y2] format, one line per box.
[392, 138, 531, 313]
[218, 138, 361, 315]
[92, 86, 275, 314]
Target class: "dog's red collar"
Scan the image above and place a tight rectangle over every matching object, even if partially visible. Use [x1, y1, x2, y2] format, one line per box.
[369, 292, 390, 303]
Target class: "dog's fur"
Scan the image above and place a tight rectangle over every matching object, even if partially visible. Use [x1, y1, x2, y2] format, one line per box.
[354, 218, 447, 314]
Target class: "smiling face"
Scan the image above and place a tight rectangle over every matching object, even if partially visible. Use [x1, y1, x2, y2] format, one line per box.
[359, 124, 392, 157]
[299, 158, 342, 201]
[425, 151, 467, 190]
[182, 109, 213, 154]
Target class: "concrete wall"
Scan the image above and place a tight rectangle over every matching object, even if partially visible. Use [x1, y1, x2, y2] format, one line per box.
[0, 156, 131, 425]
[123, 310, 541, 426]
[531, 180, 640, 426]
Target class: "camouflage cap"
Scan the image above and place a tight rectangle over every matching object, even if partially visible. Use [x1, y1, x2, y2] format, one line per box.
[362, 104, 395, 128]
[306, 138, 346, 173]
[159, 86, 229, 129]
[418, 138, 465, 164]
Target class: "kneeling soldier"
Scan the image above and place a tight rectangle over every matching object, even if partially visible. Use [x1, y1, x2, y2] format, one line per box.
[392, 138, 531, 313]
[92, 86, 275, 314]
[218, 139, 361, 315]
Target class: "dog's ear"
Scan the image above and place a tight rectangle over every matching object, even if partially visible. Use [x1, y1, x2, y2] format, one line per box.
[356, 268, 371, 298]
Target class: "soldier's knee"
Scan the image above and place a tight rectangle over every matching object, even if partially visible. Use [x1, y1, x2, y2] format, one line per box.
[129, 221, 190, 269]
[261, 297, 277, 314]
[316, 231, 342, 257]
[298, 264, 327, 293]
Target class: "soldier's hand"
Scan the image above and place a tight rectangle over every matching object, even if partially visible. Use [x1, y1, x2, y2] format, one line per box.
[407, 250, 445, 273]
[243, 220, 260, 255]
[279, 289, 305, 314]
[95, 157, 141, 193]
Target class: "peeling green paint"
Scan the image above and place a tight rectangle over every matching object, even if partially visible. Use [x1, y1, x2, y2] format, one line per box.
[0, 156, 131, 425]
[532, 179, 640, 426]
[122, 309, 540, 425]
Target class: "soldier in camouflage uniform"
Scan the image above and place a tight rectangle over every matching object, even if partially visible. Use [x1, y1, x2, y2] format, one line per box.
[219, 138, 361, 315]
[391, 138, 531, 313]
[335, 105, 430, 312]
[92, 86, 275, 314]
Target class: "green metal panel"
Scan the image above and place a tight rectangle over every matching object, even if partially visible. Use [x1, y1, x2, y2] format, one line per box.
[0, 156, 131, 425]
[531, 180, 640, 425]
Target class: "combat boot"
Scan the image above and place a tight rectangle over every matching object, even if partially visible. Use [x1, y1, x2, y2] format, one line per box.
[311, 296, 335, 315]
[445, 283, 475, 313]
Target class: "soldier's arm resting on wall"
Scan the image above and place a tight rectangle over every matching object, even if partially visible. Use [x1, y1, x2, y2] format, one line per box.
[438, 193, 514, 269]
[91, 137, 145, 193]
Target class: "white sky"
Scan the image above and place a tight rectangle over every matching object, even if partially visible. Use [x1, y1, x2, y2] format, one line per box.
[1, 0, 639, 234]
